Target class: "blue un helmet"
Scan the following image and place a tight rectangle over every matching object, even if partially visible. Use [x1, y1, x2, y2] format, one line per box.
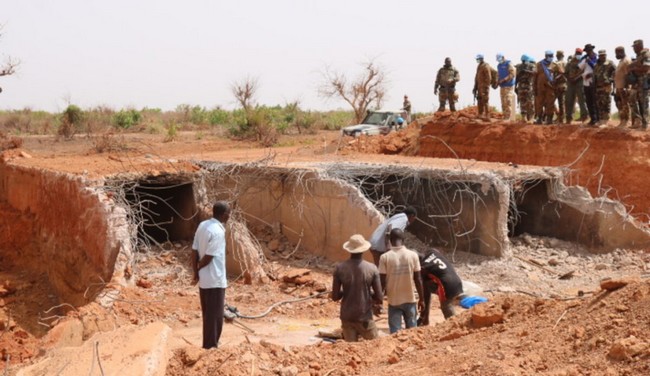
[476, 54, 484, 63]
[544, 50, 554, 63]
[496, 52, 505, 63]
[396, 116, 404, 125]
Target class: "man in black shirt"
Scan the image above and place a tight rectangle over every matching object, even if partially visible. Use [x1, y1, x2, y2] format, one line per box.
[417, 248, 464, 325]
[332, 234, 383, 342]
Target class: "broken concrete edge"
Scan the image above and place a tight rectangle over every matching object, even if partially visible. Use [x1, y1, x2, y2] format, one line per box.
[0, 163, 125, 307]
[17, 321, 172, 376]
[548, 178, 650, 251]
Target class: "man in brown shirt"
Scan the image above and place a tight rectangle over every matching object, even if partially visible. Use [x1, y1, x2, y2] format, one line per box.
[473, 54, 493, 120]
[331, 234, 383, 342]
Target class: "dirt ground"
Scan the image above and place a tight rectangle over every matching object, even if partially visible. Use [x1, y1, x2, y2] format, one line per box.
[2, 116, 650, 375]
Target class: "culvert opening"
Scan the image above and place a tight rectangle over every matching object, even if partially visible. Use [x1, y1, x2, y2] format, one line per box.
[354, 174, 502, 255]
[509, 179, 587, 243]
[123, 178, 199, 244]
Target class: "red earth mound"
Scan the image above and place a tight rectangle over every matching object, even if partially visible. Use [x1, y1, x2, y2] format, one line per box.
[343, 107, 650, 219]
[167, 279, 650, 375]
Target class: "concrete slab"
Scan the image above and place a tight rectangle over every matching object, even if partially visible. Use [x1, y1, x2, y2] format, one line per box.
[17, 322, 171, 376]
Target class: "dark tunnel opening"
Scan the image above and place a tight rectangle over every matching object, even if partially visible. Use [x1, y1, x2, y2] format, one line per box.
[124, 179, 199, 244]
[353, 174, 501, 255]
[509, 179, 594, 245]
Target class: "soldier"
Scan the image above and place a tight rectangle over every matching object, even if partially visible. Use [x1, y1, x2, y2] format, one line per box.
[594, 50, 616, 126]
[402, 95, 412, 123]
[565, 48, 589, 123]
[515, 54, 536, 122]
[578, 44, 599, 126]
[614, 47, 632, 128]
[628, 39, 650, 129]
[554, 51, 568, 123]
[496, 53, 516, 121]
[434, 58, 460, 112]
[534, 50, 559, 125]
[473, 54, 493, 120]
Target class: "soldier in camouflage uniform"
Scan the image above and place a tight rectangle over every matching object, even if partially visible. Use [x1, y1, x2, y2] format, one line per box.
[473, 54, 493, 119]
[434, 58, 460, 112]
[402, 95, 412, 123]
[554, 51, 568, 123]
[534, 51, 560, 125]
[515, 54, 536, 122]
[594, 50, 616, 125]
[629, 39, 650, 129]
[565, 48, 589, 123]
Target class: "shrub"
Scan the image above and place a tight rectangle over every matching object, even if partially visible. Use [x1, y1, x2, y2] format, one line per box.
[59, 104, 84, 139]
[208, 108, 231, 125]
[113, 109, 142, 129]
[91, 132, 127, 153]
[189, 106, 208, 125]
[317, 110, 354, 130]
[164, 122, 179, 142]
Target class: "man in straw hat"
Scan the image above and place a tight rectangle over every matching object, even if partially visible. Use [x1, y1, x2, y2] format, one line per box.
[331, 234, 383, 342]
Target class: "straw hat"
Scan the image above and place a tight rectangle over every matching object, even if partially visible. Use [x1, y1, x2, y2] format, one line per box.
[343, 234, 371, 254]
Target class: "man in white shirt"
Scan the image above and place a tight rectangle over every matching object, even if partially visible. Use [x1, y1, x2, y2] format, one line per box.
[369, 206, 417, 266]
[192, 201, 230, 349]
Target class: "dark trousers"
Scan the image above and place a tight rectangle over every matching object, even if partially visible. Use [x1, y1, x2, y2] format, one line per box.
[565, 81, 587, 121]
[584, 85, 599, 124]
[199, 287, 225, 349]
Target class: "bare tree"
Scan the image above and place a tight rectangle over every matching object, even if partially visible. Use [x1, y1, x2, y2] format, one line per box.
[319, 59, 387, 124]
[231, 76, 259, 112]
[0, 24, 19, 79]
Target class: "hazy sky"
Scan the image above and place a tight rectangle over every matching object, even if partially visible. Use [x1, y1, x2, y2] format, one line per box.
[1, 0, 647, 114]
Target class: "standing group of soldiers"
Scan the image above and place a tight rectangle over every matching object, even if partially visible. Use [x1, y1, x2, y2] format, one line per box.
[432, 39, 649, 129]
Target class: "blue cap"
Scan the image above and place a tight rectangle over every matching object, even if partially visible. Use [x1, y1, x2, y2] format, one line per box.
[476, 54, 484, 60]
[545, 50, 554, 56]
[496, 52, 504, 61]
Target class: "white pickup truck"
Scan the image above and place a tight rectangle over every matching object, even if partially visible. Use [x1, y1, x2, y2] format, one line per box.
[341, 109, 407, 137]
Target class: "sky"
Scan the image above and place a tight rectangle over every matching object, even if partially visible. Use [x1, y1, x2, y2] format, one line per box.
[0, 0, 647, 114]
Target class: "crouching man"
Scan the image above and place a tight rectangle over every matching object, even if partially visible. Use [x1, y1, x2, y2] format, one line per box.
[417, 248, 464, 325]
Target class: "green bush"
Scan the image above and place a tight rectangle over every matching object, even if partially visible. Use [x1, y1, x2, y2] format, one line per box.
[190, 106, 208, 125]
[164, 122, 179, 142]
[59, 104, 84, 139]
[113, 109, 142, 129]
[317, 110, 354, 130]
[208, 108, 231, 126]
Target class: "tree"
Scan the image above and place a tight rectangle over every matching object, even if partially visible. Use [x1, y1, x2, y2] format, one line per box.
[0, 24, 19, 81]
[319, 59, 387, 124]
[231, 76, 259, 112]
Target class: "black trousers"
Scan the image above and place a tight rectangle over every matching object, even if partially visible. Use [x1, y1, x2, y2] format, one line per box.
[199, 287, 225, 349]
[584, 85, 599, 124]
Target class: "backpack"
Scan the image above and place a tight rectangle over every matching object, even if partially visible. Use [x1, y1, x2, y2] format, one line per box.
[490, 66, 499, 89]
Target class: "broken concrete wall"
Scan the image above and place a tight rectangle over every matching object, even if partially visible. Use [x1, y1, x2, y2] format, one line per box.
[0, 163, 125, 305]
[549, 182, 650, 251]
[328, 164, 511, 257]
[512, 178, 650, 251]
[194, 165, 383, 264]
